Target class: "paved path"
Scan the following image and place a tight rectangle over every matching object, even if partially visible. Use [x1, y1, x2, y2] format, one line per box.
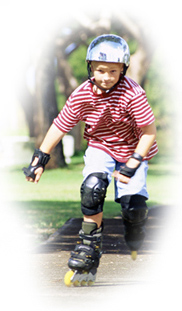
[27, 206, 171, 311]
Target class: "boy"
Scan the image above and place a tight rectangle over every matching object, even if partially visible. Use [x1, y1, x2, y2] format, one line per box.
[23, 34, 158, 286]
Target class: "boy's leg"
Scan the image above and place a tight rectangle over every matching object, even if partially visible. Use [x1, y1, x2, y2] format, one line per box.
[80, 146, 116, 230]
[115, 161, 149, 256]
[120, 194, 148, 252]
[65, 147, 115, 285]
[84, 212, 103, 228]
[67, 172, 108, 270]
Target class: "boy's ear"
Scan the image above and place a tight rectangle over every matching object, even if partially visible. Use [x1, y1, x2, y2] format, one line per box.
[90, 62, 93, 72]
[120, 63, 125, 73]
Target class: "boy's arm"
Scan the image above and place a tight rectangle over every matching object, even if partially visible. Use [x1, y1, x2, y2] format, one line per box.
[24, 124, 66, 183]
[112, 122, 157, 183]
[39, 123, 66, 154]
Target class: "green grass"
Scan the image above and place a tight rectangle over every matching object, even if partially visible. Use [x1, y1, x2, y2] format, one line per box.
[3, 153, 175, 241]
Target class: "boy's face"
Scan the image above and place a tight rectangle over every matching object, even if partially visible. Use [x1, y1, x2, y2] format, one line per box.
[91, 61, 124, 91]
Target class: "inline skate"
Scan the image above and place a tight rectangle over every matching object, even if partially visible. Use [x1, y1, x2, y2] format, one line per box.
[123, 218, 147, 260]
[64, 221, 103, 286]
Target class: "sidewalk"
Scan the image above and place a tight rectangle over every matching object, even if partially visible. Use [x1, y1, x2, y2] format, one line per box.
[35, 205, 168, 254]
[28, 205, 170, 310]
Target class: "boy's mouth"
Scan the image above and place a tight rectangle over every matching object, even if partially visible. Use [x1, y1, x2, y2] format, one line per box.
[101, 81, 114, 88]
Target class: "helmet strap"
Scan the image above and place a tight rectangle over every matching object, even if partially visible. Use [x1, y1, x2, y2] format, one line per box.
[87, 62, 127, 94]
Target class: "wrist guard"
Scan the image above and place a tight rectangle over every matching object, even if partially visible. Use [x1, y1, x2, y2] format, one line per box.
[22, 149, 50, 180]
[130, 152, 143, 162]
[119, 152, 143, 178]
[119, 165, 138, 178]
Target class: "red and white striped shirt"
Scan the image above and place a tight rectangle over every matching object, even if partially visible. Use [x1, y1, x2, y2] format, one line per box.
[54, 76, 158, 162]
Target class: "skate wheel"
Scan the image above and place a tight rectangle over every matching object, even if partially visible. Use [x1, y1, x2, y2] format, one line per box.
[88, 280, 94, 286]
[73, 280, 80, 287]
[80, 280, 87, 286]
[64, 270, 74, 287]
[131, 251, 137, 260]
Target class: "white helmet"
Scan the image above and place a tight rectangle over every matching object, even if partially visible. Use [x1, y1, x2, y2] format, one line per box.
[86, 34, 130, 67]
[86, 34, 130, 93]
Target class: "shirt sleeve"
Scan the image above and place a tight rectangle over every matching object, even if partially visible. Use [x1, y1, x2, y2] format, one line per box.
[53, 99, 80, 133]
[127, 91, 155, 127]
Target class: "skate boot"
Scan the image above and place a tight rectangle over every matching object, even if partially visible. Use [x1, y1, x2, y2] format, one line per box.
[64, 221, 103, 287]
[123, 218, 147, 260]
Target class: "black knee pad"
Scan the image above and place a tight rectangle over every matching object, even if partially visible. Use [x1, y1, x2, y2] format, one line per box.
[81, 172, 109, 216]
[120, 194, 148, 225]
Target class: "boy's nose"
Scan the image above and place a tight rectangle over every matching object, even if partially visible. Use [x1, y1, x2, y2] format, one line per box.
[103, 73, 110, 81]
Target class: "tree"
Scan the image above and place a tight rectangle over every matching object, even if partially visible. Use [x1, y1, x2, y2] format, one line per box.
[34, 43, 66, 168]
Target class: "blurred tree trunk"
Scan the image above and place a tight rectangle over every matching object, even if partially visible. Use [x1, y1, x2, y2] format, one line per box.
[34, 45, 66, 168]
[55, 47, 82, 151]
[18, 79, 35, 138]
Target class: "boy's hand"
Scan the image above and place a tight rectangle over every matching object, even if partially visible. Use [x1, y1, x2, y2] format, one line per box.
[112, 154, 143, 183]
[24, 157, 44, 183]
[25, 166, 44, 184]
[112, 170, 130, 184]
[23, 149, 50, 184]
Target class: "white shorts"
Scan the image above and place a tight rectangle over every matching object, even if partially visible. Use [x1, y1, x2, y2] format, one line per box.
[82, 146, 149, 202]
